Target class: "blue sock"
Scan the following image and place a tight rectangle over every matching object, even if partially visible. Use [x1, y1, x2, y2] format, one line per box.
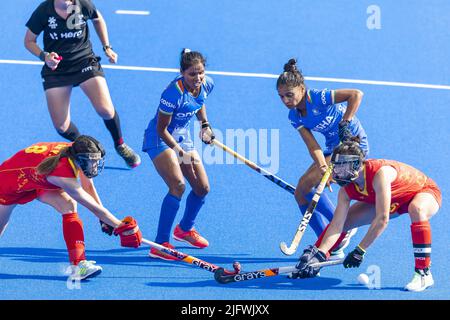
[304, 190, 335, 222]
[299, 204, 328, 237]
[180, 191, 205, 231]
[155, 193, 181, 244]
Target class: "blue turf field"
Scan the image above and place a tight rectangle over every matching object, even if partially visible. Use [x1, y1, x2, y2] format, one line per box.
[0, 0, 449, 300]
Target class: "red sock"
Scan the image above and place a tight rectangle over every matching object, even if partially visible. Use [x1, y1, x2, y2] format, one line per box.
[62, 213, 86, 265]
[411, 221, 432, 270]
[314, 224, 347, 257]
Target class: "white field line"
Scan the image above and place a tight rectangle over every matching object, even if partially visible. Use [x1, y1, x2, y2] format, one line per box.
[115, 10, 150, 15]
[1, 59, 449, 90]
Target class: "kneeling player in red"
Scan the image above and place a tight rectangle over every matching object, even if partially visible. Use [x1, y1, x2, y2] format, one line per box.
[0, 135, 142, 281]
[291, 139, 441, 292]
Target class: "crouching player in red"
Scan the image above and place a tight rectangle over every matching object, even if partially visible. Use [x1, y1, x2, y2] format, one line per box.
[291, 139, 441, 292]
[0, 135, 142, 281]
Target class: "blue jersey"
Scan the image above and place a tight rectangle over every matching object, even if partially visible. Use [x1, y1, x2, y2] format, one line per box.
[146, 75, 214, 134]
[288, 88, 369, 156]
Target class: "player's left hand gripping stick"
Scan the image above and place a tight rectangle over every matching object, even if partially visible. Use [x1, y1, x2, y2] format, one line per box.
[141, 238, 240, 275]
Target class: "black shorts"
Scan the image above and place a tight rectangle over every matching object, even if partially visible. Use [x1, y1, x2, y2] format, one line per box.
[42, 56, 105, 91]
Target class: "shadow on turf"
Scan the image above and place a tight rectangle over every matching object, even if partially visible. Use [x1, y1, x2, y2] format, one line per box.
[146, 276, 343, 290]
[104, 166, 131, 171]
[146, 277, 404, 291]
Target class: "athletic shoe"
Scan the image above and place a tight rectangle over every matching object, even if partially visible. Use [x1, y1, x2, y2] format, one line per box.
[67, 260, 102, 281]
[149, 242, 178, 261]
[404, 268, 434, 292]
[330, 228, 358, 259]
[173, 224, 209, 248]
[115, 143, 141, 168]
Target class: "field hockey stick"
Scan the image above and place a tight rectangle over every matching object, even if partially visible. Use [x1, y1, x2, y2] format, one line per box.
[214, 258, 344, 284]
[279, 164, 333, 256]
[212, 139, 296, 194]
[142, 238, 240, 275]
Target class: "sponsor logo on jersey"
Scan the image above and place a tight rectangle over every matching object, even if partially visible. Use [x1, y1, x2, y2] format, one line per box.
[160, 98, 176, 110]
[175, 110, 199, 118]
[313, 116, 334, 131]
[48, 17, 58, 29]
[60, 30, 83, 39]
[49, 32, 59, 40]
[81, 66, 93, 73]
[321, 90, 327, 105]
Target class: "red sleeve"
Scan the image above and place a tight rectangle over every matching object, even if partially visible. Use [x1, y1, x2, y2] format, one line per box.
[49, 157, 78, 178]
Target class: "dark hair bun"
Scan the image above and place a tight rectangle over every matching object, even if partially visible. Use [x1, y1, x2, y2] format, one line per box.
[283, 58, 298, 73]
[181, 48, 192, 56]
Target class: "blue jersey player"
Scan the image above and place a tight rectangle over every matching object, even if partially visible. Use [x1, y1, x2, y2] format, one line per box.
[277, 59, 369, 258]
[142, 49, 215, 260]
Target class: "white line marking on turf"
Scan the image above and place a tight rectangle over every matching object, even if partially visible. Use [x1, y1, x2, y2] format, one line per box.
[1, 59, 449, 90]
[115, 10, 150, 15]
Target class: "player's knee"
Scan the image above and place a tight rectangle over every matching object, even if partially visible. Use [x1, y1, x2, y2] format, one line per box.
[194, 184, 210, 197]
[62, 197, 77, 213]
[170, 180, 186, 197]
[408, 202, 430, 221]
[294, 187, 307, 205]
[96, 106, 115, 119]
[298, 174, 316, 195]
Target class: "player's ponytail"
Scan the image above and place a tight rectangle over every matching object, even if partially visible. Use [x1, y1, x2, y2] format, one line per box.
[277, 58, 304, 89]
[36, 147, 72, 176]
[180, 48, 206, 72]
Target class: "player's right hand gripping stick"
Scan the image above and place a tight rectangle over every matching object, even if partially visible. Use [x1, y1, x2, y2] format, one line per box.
[114, 216, 143, 248]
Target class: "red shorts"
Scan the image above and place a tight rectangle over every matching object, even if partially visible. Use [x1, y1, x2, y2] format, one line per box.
[0, 189, 50, 206]
[395, 178, 442, 214]
[0, 171, 57, 205]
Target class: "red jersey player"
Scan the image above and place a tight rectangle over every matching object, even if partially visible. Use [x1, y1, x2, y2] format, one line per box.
[0, 135, 142, 281]
[291, 139, 441, 292]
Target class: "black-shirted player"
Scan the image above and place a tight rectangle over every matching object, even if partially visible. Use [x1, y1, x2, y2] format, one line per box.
[24, 0, 140, 168]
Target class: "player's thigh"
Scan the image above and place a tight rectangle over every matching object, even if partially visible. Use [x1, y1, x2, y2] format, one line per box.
[79, 76, 115, 119]
[180, 150, 210, 196]
[298, 155, 331, 188]
[343, 202, 377, 230]
[37, 189, 77, 214]
[152, 148, 186, 193]
[408, 192, 440, 223]
[45, 86, 73, 128]
[0, 204, 16, 235]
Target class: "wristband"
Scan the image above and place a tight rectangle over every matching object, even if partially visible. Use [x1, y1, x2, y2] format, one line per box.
[339, 120, 350, 127]
[356, 245, 366, 255]
[201, 121, 210, 129]
[103, 45, 113, 52]
[39, 51, 49, 62]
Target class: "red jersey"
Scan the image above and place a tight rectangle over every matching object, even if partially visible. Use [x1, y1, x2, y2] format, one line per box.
[0, 142, 78, 205]
[344, 159, 441, 214]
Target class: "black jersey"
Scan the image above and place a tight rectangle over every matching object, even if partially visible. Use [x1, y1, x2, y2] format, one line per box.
[26, 0, 99, 73]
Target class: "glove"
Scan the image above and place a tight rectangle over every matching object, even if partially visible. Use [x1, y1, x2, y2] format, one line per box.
[343, 245, 365, 268]
[290, 245, 327, 279]
[338, 120, 352, 142]
[113, 216, 142, 248]
[200, 121, 215, 144]
[99, 220, 114, 236]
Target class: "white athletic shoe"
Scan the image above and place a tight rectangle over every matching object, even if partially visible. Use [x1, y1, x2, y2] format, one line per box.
[67, 260, 102, 281]
[329, 228, 358, 260]
[404, 268, 434, 292]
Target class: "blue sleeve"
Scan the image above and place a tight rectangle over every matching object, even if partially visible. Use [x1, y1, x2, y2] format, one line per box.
[203, 76, 214, 96]
[288, 110, 303, 130]
[158, 84, 180, 115]
[308, 89, 335, 110]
